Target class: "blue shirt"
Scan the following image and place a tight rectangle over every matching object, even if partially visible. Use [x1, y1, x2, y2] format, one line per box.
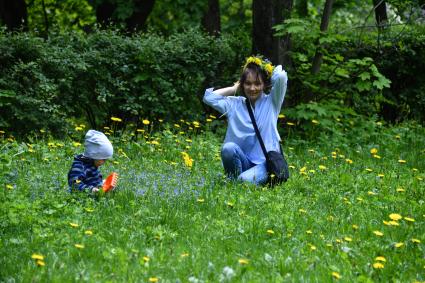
[68, 154, 103, 192]
[203, 65, 288, 164]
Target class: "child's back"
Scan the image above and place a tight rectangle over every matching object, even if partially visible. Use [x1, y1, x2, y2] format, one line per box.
[67, 130, 113, 193]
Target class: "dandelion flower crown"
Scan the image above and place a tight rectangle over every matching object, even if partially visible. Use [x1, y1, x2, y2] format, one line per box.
[243, 56, 274, 79]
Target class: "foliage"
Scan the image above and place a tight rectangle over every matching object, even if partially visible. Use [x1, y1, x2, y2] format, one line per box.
[274, 15, 425, 122]
[0, 28, 249, 136]
[0, 121, 424, 281]
[26, 0, 96, 34]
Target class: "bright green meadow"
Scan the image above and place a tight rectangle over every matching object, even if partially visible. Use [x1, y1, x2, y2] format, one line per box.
[1, 119, 424, 282]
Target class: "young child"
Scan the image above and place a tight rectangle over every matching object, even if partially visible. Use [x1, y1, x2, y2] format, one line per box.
[68, 130, 113, 193]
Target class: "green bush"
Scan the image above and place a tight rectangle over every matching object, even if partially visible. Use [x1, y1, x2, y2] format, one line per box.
[0, 28, 249, 136]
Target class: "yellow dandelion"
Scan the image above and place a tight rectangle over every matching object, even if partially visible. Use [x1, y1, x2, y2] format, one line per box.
[319, 165, 327, 170]
[389, 213, 402, 221]
[85, 208, 94, 212]
[398, 159, 406, 163]
[73, 142, 82, 147]
[286, 122, 295, 126]
[151, 140, 160, 145]
[368, 191, 377, 195]
[411, 238, 421, 244]
[345, 159, 353, 164]
[206, 118, 212, 122]
[197, 198, 205, 203]
[36, 260, 45, 266]
[365, 168, 373, 172]
[111, 117, 122, 122]
[352, 224, 359, 230]
[394, 242, 404, 248]
[309, 245, 317, 251]
[6, 184, 14, 190]
[312, 119, 319, 124]
[266, 229, 275, 235]
[278, 114, 285, 119]
[265, 63, 274, 75]
[143, 256, 150, 262]
[69, 222, 79, 228]
[375, 256, 386, 262]
[306, 230, 313, 234]
[404, 217, 415, 222]
[344, 237, 352, 242]
[331, 272, 341, 279]
[142, 119, 150, 125]
[74, 244, 85, 249]
[31, 254, 44, 260]
[373, 154, 381, 159]
[373, 262, 384, 269]
[373, 231, 384, 236]
[370, 148, 378, 154]
[377, 173, 384, 177]
[148, 277, 159, 282]
[84, 230, 93, 235]
[209, 115, 217, 119]
[298, 209, 307, 213]
[238, 258, 249, 265]
[396, 187, 405, 192]
[387, 221, 399, 226]
[75, 126, 83, 131]
[395, 135, 401, 139]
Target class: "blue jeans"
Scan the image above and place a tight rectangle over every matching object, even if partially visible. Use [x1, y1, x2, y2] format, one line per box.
[221, 142, 268, 185]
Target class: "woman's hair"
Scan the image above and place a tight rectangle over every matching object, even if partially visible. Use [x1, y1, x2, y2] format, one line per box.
[239, 63, 272, 96]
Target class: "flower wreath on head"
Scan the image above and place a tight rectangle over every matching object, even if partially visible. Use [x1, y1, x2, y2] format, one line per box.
[244, 56, 274, 79]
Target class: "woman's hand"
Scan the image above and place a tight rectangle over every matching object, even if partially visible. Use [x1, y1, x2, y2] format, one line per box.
[233, 81, 240, 95]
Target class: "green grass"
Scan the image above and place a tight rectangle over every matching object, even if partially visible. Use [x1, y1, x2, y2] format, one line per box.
[1, 121, 424, 282]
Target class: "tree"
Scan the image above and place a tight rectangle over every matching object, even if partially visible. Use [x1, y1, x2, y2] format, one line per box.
[252, 0, 283, 64]
[0, 0, 27, 31]
[94, 0, 155, 31]
[372, 0, 387, 29]
[311, 0, 334, 75]
[296, 0, 308, 17]
[125, 0, 156, 31]
[202, 0, 220, 36]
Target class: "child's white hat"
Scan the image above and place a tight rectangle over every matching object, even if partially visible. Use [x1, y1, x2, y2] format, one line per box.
[84, 130, 113, 160]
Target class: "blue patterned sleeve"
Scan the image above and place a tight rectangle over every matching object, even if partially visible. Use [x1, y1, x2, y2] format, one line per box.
[68, 161, 95, 191]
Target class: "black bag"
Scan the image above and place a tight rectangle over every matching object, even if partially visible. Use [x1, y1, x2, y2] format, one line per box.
[245, 99, 290, 186]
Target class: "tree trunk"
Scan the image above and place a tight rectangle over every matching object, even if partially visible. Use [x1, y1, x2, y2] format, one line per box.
[96, 0, 116, 27]
[311, 0, 334, 75]
[202, 0, 221, 36]
[252, 0, 283, 65]
[125, 0, 156, 31]
[282, 0, 294, 68]
[296, 0, 308, 17]
[0, 0, 27, 31]
[372, 0, 388, 29]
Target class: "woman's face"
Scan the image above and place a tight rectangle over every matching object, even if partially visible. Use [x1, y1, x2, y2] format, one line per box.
[243, 71, 264, 104]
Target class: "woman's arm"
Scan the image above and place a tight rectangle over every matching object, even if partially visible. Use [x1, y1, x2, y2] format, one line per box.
[213, 82, 239, 97]
[269, 65, 288, 110]
[203, 82, 239, 115]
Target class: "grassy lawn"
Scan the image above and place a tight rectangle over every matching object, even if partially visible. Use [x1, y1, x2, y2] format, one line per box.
[1, 120, 424, 282]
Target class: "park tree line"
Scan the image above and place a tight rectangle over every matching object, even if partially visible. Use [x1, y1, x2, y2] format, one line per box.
[2, 0, 422, 66]
[0, 0, 424, 135]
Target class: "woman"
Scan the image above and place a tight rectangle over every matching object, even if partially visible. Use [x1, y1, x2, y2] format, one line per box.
[203, 56, 288, 185]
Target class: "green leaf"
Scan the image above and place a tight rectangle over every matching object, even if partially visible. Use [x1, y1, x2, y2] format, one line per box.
[373, 76, 391, 90]
[335, 68, 350, 78]
[356, 81, 372, 92]
[359, 72, 371, 81]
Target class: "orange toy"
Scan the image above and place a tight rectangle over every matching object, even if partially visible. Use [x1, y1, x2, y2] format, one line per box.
[102, 172, 119, 192]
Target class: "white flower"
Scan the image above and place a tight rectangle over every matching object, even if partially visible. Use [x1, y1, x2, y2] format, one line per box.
[219, 266, 235, 282]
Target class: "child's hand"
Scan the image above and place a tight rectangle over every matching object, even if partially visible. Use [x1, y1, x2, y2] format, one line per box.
[92, 187, 100, 193]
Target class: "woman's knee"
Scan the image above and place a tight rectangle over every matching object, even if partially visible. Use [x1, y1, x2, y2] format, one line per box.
[221, 142, 238, 159]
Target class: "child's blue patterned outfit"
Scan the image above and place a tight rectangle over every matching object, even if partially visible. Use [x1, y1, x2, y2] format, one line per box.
[68, 154, 103, 192]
